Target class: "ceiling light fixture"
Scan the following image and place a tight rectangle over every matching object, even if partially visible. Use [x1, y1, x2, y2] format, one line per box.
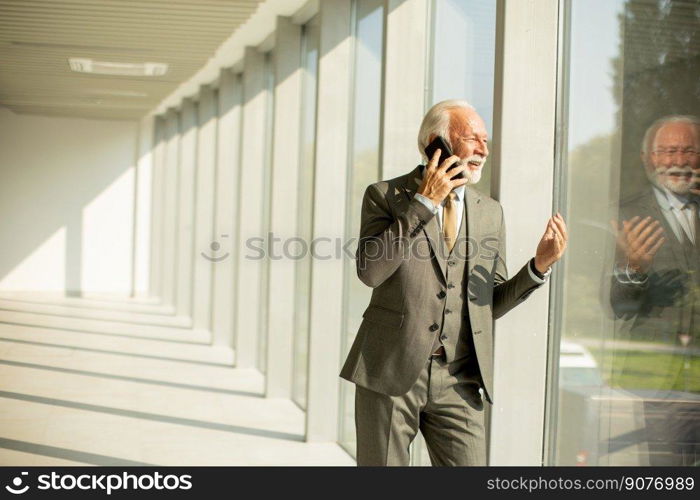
[68, 58, 168, 77]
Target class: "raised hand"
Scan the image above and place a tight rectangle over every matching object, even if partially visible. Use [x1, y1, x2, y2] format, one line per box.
[534, 213, 568, 273]
[610, 215, 665, 274]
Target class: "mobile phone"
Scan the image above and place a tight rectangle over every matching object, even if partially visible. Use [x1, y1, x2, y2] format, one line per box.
[423, 136, 465, 180]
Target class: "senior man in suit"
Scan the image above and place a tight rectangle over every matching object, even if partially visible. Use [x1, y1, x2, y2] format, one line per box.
[339, 99, 568, 466]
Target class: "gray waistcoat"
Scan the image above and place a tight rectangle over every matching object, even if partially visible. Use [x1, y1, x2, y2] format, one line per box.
[430, 200, 477, 363]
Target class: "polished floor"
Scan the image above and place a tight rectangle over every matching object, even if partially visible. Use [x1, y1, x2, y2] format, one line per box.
[0, 292, 354, 466]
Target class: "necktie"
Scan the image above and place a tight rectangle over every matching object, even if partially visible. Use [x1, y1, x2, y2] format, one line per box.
[443, 191, 458, 252]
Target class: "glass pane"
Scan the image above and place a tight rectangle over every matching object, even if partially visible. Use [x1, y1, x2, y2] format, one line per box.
[428, 0, 497, 197]
[292, 14, 320, 409]
[549, 0, 699, 466]
[338, 0, 385, 457]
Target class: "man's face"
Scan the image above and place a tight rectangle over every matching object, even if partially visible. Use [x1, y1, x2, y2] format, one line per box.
[649, 122, 699, 196]
[447, 107, 489, 184]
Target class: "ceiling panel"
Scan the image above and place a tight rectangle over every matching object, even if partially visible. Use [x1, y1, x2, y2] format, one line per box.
[0, 0, 262, 120]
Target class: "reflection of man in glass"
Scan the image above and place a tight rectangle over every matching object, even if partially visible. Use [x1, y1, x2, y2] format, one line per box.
[610, 115, 699, 464]
[611, 115, 699, 343]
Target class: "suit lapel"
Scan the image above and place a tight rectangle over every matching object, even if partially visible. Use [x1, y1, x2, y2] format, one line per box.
[641, 189, 685, 264]
[399, 167, 485, 280]
[465, 186, 482, 275]
[399, 166, 447, 281]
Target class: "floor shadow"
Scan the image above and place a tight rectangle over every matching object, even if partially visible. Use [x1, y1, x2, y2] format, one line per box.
[0, 336, 233, 368]
[0, 391, 304, 442]
[0, 320, 212, 348]
[0, 358, 261, 398]
[0, 437, 153, 466]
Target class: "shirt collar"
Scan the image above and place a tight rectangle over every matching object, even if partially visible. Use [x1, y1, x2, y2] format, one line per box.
[653, 184, 690, 210]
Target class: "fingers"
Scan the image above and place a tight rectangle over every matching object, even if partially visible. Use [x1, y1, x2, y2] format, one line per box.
[628, 216, 655, 240]
[621, 216, 640, 236]
[630, 219, 662, 248]
[449, 176, 469, 188]
[639, 226, 664, 253]
[437, 155, 461, 173]
[427, 148, 441, 170]
[648, 236, 665, 255]
[552, 213, 568, 242]
[549, 218, 565, 247]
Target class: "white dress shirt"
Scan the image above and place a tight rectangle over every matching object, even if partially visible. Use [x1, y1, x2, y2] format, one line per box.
[412, 167, 547, 284]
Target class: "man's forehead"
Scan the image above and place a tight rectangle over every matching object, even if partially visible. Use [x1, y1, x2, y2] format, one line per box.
[449, 108, 488, 136]
[654, 122, 697, 144]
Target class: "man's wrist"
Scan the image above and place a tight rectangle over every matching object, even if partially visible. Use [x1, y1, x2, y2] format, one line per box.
[533, 256, 551, 276]
[530, 257, 551, 280]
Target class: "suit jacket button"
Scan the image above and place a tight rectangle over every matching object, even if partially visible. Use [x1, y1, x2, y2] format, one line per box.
[448, 260, 456, 266]
[445, 309, 452, 314]
[429, 323, 439, 332]
[440, 335, 447, 340]
[437, 290, 446, 299]
[473, 330, 482, 335]
[447, 283, 455, 289]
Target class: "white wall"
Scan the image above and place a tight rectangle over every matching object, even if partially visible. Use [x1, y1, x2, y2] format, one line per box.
[0, 106, 139, 295]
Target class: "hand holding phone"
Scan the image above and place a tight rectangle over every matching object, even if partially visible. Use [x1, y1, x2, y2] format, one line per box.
[423, 136, 465, 180]
[416, 138, 469, 207]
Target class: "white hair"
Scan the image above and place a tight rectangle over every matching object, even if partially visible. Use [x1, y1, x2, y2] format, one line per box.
[641, 114, 700, 155]
[417, 99, 475, 163]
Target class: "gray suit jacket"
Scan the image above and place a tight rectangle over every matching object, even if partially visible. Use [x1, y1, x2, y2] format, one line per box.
[339, 165, 545, 403]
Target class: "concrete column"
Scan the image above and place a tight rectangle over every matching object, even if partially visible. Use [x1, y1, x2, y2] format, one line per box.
[161, 109, 180, 307]
[234, 47, 268, 368]
[175, 99, 198, 320]
[488, 0, 559, 465]
[265, 16, 303, 398]
[305, 0, 353, 442]
[381, 0, 431, 179]
[212, 69, 242, 348]
[149, 116, 166, 300]
[192, 86, 218, 332]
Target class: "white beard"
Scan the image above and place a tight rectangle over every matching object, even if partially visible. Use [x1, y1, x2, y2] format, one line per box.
[461, 154, 485, 184]
[653, 164, 694, 195]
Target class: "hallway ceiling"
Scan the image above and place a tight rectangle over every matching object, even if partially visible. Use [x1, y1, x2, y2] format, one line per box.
[0, 0, 262, 120]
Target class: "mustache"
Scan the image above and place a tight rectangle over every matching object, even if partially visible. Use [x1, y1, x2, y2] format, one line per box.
[655, 165, 693, 176]
[463, 155, 486, 167]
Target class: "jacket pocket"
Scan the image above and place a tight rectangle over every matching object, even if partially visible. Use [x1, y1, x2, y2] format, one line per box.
[362, 304, 404, 329]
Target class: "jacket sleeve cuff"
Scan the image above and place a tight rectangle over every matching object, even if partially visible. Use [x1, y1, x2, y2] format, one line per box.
[528, 257, 550, 284]
[613, 263, 648, 285]
[413, 193, 438, 214]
